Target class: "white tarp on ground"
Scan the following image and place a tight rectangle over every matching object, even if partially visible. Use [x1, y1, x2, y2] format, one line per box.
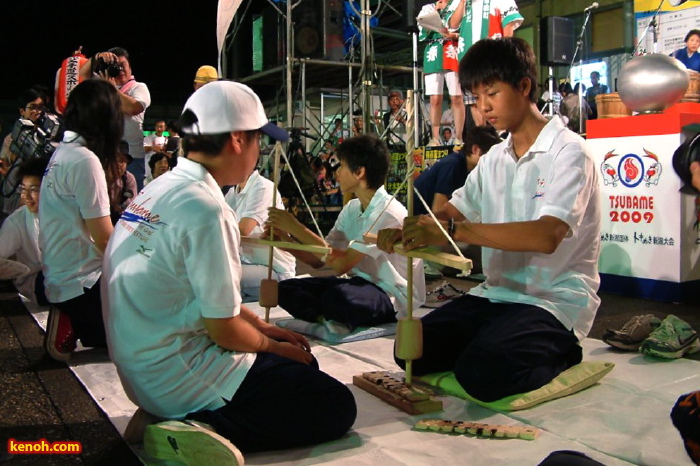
[22, 298, 696, 466]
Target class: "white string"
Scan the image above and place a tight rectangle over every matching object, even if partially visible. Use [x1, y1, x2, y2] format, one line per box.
[411, 186, 466, 260]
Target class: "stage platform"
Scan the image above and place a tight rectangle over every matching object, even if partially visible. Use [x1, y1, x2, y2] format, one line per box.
[6, 291, 698, 466]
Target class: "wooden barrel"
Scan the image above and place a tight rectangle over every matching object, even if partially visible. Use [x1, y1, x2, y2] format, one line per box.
[681, 70, 700, 103]
[596, 93, 633, 118]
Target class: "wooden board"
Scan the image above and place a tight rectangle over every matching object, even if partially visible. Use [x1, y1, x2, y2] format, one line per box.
[362, 233, 472, 272]
[240, 236, 331, 255]
[353, 372, 443, 415]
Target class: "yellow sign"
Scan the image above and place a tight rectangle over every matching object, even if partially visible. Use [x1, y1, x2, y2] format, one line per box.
[634, 0, 699, 12]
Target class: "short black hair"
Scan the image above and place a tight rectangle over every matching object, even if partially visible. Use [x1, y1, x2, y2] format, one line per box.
[459, 37, 538, 103]
[464, 125, 501, 155]
[17, 157, 50, 181]
[18, 88, 45, 110]
[590, 71, 601, 79]
[148, 152, 169, 173]
[685, 29, 700, 43]
[336, 134, 389, 190]
[108, 47, 130, 61]
[559, 82, 573, 94]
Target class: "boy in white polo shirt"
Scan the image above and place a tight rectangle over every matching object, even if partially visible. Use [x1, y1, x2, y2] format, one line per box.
[379, 37, 601, 402]
[0, 157, 49, 304]
[103, 81, 356, 465]
[266, 134, 426, 333]
[225, 168, 296, 302]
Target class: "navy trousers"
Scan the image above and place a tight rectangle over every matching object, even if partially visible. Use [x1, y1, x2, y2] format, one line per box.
[54, 278, 107, 348]
[278, 275, 395, 327]
[186, 352, 357, 453]
[395, 294, 582, 402]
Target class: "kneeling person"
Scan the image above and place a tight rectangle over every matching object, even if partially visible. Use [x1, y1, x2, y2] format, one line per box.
[103, 81, 356, 461]
[379, 38, 601, 402]
[266, 135, 426, 332]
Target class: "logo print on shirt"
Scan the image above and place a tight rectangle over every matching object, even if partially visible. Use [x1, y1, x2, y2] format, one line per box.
[120, 198, 167, 230]
[532, 178, 545, 199]
[136, 245, 152, 258]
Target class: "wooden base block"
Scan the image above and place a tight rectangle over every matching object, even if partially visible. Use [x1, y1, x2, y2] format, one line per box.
[353, 372, 443, 415]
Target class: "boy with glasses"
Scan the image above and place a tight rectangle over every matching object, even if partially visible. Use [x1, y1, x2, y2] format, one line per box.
[0, 157, 50, 304]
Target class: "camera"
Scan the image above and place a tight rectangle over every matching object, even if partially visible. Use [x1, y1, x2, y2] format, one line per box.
[93, 57, 123, 78]
[673, 132, 700, 195]
[9, 112, 63, 162]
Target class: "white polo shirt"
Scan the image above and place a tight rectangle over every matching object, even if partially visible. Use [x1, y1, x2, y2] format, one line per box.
[0, 205, 41, 302]
[224, 170, 296, 280]
[327, 186, 426, 316]
[103, 157, 254, 419]
[39, 132, 110, 302]
[450, 116, 601, 340]
[120, 80, 151, 160]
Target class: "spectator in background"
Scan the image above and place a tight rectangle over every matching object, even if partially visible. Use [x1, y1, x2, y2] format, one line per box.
[164, 120, 181, 164]
[0, 157, 50, 304]
[441, 127, 455, 145]
[39, 79, 122, 361]
[193, 65, 218, 91]
[672, 29, 700, 73]
[586, 71, 608, 120]
[560, 82, 592, 134]
[109, 141, 137, 224]
[80, 47, 151, 191]
[144, 120, 167, 178]
[383, 90, 407, 149]
[1, 88, 48, 217]
[145, 152, 170, 185]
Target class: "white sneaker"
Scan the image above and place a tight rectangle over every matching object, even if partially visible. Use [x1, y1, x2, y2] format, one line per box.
[453, 138, 464, 146]
[323, 319, 353, 335]
[144, 420, 244, 466]
[427, 138, 441, 147]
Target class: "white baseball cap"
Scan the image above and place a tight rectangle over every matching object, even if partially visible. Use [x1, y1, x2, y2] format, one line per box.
[181, 80, 288, 141]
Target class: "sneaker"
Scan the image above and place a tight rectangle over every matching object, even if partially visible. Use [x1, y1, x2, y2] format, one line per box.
[602, 314, 662, 351]
[453, 138, 464, 147]
[44, 307, 77, 361]
[424, 263, 442, 280]
[144, 420, 244, 466]
[323, 319, 353, 335]
[123, 408, 164, 444]
[427, 138, 441, 147]
[424, 281, 466, 308]
[640, 315, 700, 359]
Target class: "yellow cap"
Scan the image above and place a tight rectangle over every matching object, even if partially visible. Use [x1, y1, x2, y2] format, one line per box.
[194, 65, 218, 84]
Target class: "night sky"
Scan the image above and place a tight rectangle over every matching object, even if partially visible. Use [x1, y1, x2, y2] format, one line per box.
[0, 1, 221, 111]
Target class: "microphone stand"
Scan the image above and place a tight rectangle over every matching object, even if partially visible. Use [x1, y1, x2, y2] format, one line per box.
[631, 0, 666, 57]
[566, 5, 596, 136]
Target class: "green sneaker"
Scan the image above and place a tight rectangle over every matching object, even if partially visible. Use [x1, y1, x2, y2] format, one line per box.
[640, 315, 700, 359]
[144, 420, 244, 466]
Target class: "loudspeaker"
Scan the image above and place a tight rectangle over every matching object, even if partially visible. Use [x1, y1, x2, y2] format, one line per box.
[540, 17, 574, 66]
[261, 0, 345, 69]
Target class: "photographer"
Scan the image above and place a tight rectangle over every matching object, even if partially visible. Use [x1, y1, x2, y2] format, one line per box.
[1, 88, 48, 218]
[80, 47, 151, 191]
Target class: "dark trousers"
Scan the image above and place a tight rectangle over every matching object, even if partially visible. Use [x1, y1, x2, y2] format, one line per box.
[538, 451, 607, 466]
[53, 278, 107, 348]
[395, 295, 582, 402]
[186, 352, 357, 453]
[278, 276, 396, 327]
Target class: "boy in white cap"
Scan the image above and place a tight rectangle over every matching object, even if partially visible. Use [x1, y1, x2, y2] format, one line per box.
[103, 81, 356, 465]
